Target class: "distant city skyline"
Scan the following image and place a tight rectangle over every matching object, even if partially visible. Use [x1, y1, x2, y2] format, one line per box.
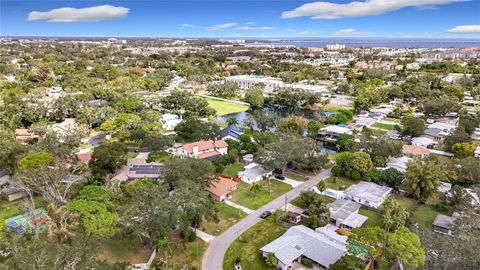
[1, 0, 480, 38]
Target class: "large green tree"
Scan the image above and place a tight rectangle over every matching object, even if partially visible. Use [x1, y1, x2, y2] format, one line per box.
[404, 159, 444, 202]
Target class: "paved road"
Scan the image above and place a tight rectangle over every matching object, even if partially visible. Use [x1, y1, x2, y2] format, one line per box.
[201, 169, 332, 270]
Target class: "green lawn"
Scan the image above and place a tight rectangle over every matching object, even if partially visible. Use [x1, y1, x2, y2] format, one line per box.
[290, 194, 335, 209]
[323, 104, 354, 111]
[324, 176, 356, 190]
[98, 238, 152, 264]
[369, 129, 387, 136]
[383, 117, 401, 123]
[413, 204, 444, 230]
[230, 180, 292, 210]
[284, 172, 306, 181]
[359, 209, 383, 227]
[202, 98, 249, 116]
[201, 203, 246, 236]
[222, 163, 245, 178]
[146, 151, 172, 163]
[0, 201, 21, 220]
[127, 152, 139, 158]
[223, 213, 286, 270]
[372, 122, 396, 130]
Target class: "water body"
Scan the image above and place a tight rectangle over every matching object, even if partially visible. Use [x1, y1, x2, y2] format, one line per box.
[217, 105, 322, 131]
[247, 38, 480, 48]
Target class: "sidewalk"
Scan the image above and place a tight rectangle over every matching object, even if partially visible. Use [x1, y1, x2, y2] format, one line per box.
[224, 200, 254, 214]
[192, 227, 215, 243]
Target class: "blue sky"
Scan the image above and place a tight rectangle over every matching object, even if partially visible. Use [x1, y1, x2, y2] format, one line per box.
[1, 0, 480, 38]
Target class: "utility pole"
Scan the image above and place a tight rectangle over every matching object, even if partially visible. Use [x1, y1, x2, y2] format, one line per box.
[284, 194, 287, 212]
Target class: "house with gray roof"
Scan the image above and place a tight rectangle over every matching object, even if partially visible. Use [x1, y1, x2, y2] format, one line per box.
[343, 181, 392, 208]
[328, 199, 368, 230]
[238, 163, 271, 184]
[260, 225, 347, 270]
[433, 212, 460, 235]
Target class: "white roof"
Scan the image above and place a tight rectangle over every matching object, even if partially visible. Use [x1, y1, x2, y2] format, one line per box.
[428, 122, 455, 131]
[475, 146, 480, 155]
[385, 156, 412, 172]
[321, 125, 352, 135]
[344, 181, 393, 206]
[412, 137, 436, 147]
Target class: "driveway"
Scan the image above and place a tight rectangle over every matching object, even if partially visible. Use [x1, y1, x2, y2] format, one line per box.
[281, 177, 303, 188]
[201, 169, 332, 270]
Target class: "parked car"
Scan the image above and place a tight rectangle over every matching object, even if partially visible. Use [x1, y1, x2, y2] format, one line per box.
[274, 174, 285, 180]
[260, 211, 272, 219]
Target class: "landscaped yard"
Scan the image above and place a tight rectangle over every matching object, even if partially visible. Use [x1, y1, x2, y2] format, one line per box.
[222, 163, 245, 178]
[372, 122, 396, 130]
[284, 172, 306, 181]
[230, 180, 292, 210]
[202, 98, 249, 116]
[413, 204, 445, 230]
[223, 213, 286, 270]
[98, 238, 152, 264]
[290, 193, 335, 209]
[201, 202, 247, 236]
[324, 176, 356, 190]
[359, 209, 383, 227]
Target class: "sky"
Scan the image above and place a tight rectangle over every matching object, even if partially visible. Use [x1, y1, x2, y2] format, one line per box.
[1, 0, 480, 38]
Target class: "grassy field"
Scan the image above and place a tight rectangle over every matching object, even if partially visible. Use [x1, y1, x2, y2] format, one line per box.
[359, 209, 383, 227]
[290, 194, 335, 209]
[230, 180, 292, 210]
[203, 98, 249, 116]
[284, 172, 306, 181]
[223, 213, 286, 270]
[146, 151, 172, 163]
[413, 204, 444, 229]
[0, 201, 21, 219]
[391, 194, 416, 209]
[169, 236, 207, 269]
[201, 203, 247, 236]
[372, 122, 396, 130]
[324, 176, 356, 190]
[98, 238, 152, 264]
[323, 104, 354, 111]
[383, 117, 401, 123]
[222, 163, 245, 178]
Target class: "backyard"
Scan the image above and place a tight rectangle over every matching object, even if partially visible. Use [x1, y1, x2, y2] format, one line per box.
[324, 176, 357, 190]
[222, 163, 245, 178]
[230, 180, 292, 210]
[223, 213, 286, 270]
[372, 122, 396, 130]
[359, 209, 383, 227]
[201, 202, 246, 236]
[290, 193, 335, 209]
[412, 204, 446, 229]
[168, 235, 207, 269]
[202, 98, 249, 116]
[98, 238, 152, 264]
[146, 151, 172, 163]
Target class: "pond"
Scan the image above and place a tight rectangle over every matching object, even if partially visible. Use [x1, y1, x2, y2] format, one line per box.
[217, 105, 328, 131]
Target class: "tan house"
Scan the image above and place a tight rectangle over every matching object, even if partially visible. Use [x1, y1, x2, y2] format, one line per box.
[15, 129, 39, 143]
[207, 176, 238, 201]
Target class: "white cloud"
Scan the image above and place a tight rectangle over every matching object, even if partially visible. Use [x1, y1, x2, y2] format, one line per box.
[295, 30, 317, 36]
[236, 26, 274, 30]
[179, 24, 197, 29]
[332, 28, 373, 36]
[447, 25, 480, 33]
[245, 21, 255, 25]
[28, 5, 129, 23]
[208, 23, 237, 31]
[282, 0, 466, 19]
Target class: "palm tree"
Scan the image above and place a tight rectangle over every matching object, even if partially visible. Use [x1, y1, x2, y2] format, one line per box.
[227, 118, 239, 126]
[317, 181, 326, 193]
[155, 237, 174, 263]
[250, 182, 262, 198]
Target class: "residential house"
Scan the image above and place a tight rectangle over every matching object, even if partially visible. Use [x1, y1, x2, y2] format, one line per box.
[0, 172, 27, 202]
[402, 144, 429, 157]
[384, 156, 412, 172]
[328, 199, 368, 230]
[411, 136, 437, 148]
[238, 163, 271, 184]
[288, 211, 302, 224]
[176, 140, 228, 160]
[207, 175, 238, 201]
[318, 125, 353, 142]
[423, 122, 456, 142]
[433, 213, 460, 235]
[260, 225, 347, 270]
[220, 125, 244, 141]
[15, 129, 39, 143]
[160, 114, 182, 130]
[51, 118, 77, 137]
[112, 157, 163, 182]
[343, 181, 393, 208]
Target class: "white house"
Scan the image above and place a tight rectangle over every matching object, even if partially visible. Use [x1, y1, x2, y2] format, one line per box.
[50, 118, 78, 137]
[160, 113, 182, 130]
[238, 163, 271, 184]
[384, 156, 412, 173]
[343, 181, 392, 208]
[328, 199, 368, 230]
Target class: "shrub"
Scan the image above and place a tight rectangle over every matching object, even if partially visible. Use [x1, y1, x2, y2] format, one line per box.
[331, 165, 341, 176]
[301, 257, 314, 267]
[351, 170, 361, 181]
[181, 227, 197, 242]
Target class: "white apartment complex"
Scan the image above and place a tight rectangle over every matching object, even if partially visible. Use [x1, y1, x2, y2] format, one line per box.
[325, 44, 346, 50]
[224, 75, 327, 94]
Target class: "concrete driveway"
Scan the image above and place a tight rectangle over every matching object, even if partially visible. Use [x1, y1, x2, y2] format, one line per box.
[201, 169, 332, 270]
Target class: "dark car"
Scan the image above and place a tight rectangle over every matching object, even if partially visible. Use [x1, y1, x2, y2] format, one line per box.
[274, 174, 285, 180]
[302, 210, 309, 216]
[260, 211, 272, 219]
